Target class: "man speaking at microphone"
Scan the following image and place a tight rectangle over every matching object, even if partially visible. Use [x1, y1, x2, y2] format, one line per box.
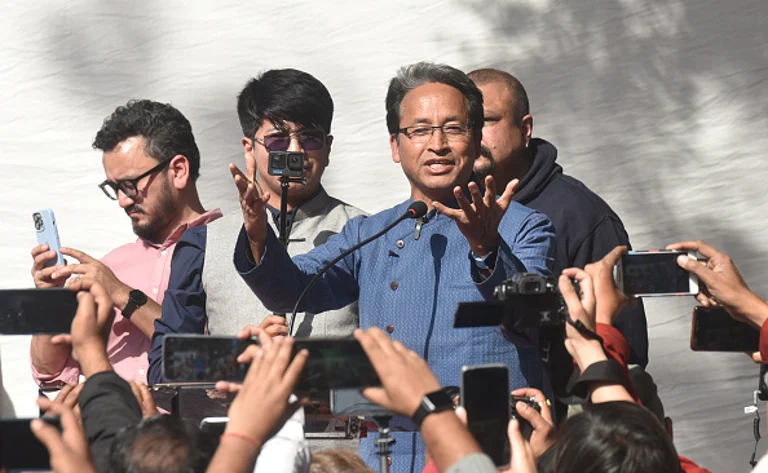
[232, 62, 555, 473]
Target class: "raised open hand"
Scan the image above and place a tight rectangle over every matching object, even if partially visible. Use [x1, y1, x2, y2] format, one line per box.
[230, 163, 271, 261]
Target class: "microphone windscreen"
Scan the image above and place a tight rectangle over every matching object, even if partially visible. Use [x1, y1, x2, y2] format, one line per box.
[407, 201, 428, 218]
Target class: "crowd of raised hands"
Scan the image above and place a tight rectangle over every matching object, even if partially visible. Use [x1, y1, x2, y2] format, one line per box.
[15, 238, 768, 473]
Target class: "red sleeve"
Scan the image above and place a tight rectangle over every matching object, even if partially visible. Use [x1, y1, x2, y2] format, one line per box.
[421, 460, 439, 473]
[595, 323, 639, 401]
[759, 318, 768, 363]
[679, 456, 712, 473]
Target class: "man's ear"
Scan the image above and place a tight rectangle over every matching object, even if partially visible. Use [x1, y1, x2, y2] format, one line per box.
[242, 137, 257, 180]
[521, 114, 533, 146]
[168, 155, 191, 189]
[390, 134, 401, 163]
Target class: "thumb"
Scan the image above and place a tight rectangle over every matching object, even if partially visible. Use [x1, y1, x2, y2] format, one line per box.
[507, 418, 529, 459]
[31, 419, 65, 457]
[454, 406, 468, 426]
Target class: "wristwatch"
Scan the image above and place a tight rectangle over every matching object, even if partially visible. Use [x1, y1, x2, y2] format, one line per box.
[471, 248, 498, 271]
[122, 289, 148, 319]
[411, 390, 454, 427]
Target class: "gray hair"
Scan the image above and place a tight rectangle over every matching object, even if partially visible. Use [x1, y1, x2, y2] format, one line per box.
[385, 62, 484, 136]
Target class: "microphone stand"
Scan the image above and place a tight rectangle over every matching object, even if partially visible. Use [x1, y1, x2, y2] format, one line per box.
[278, 175, 306, 247]
[373, 415, 394, 473]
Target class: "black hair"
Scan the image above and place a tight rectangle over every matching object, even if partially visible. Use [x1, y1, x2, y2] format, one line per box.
[467, 68, 530, 126]
[236, 68, 334, 138]
[108, 415, 217, 473]
[385, 62, 484, 136]
[550, 402, 679, 473]
[92, 99, 201, 179]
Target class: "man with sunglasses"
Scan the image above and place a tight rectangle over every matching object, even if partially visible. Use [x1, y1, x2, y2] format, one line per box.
[30, 99, 221, 387]
[148, 69, 366, 387]
[232, 62, 555, 472]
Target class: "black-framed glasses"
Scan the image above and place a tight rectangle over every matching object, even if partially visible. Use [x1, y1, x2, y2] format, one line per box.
[98, 159, 171, 200]
[397, 124, 472, 144]
[253, 129, 327, 152]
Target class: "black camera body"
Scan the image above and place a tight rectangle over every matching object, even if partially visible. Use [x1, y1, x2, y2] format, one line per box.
[493, 273, 575, 330]
[268, 151, 305, 178]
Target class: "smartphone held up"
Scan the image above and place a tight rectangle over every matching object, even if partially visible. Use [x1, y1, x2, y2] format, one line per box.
[613, 250, 698, 297]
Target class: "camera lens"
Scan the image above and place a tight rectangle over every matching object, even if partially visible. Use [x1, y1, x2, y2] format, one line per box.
[33, 213, 44, 232]
[288, 154, 303, 170]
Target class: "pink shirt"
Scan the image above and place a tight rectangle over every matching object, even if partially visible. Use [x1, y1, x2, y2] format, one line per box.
[32, 209, 223, 386]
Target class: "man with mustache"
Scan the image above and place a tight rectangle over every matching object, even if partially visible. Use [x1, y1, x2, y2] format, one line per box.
[467, 68, 648, 419]
[30, 99, 221, 386]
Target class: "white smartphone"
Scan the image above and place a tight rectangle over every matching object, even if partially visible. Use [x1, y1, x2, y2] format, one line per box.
[33, 208, 64, 268]
[199, 417, 228, 437]
[614, 250, 698, 297]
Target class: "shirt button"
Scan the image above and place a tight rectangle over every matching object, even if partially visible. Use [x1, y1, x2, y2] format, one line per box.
[386, 324, 395, 334]
[396, 240, 405, 249]
[139, 369, 145, 375]
[152, 287, 159, 294]
[390, 281, 398, 291]
[161, 249, 167, 255]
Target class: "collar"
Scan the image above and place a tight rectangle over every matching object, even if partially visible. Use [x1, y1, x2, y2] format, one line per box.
[266, 186, 329, 223]
[140, 208, 223, 250]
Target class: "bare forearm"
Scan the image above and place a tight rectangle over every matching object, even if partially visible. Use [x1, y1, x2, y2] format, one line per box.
[421, 411, 483, 472]
[206, 438, 260, 473]
[735, 293, 768, 329]
[30, 335, 72, 375]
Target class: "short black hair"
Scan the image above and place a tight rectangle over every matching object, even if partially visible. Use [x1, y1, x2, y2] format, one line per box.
[551, 402, 679, 473]
[467, 68, 530, 126]
[385, 62, 484, 136]
[92, 99, 201, 179]
[237, 69, 334, 138]
[108, 415, 217, 473]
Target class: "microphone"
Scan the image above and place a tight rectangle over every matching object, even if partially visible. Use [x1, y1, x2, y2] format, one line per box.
[288, 201, 428, 335]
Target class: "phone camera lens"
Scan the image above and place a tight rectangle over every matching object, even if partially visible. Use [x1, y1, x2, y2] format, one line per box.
[33, 213, 44, 232]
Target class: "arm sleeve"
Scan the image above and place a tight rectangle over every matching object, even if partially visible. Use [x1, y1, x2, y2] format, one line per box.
[234, 217, 364, 314]
[148, 227, 208, 385]
[78, 371, 143, 473]
[30, 351, 81, 387]
[473, 210, 556, 300]
[572, 216, 649, 367]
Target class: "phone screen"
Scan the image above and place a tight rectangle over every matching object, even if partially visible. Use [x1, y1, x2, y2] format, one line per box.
[691, 307, 760, 352]
[621, 252, 692, 295]
[0, 289, 78, 335]
[162, 336, 254, 383]
[0, 418, 59, 470]
[461, 365, 510, 467]
[161, 336, 381, 391]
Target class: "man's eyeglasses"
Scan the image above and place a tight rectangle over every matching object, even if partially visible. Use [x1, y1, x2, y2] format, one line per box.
[397, 124, 472, 144]
[253, 129, 327, 152]
[98, 159, 171, 200]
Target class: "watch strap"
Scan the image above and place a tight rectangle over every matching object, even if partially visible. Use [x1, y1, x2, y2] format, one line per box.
[411, 390, 454, 427]
[122, 289, 147, 319]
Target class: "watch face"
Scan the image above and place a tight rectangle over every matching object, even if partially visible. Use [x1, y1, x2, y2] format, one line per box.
[425, 390, 453, 411]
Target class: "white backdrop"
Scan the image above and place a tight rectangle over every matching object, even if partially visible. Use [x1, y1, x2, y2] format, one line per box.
[1, 0, 767, 470]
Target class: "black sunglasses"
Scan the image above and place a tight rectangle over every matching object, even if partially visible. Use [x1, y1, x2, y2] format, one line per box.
[253, 129, 326, 152]
[98, 159, 171, 200]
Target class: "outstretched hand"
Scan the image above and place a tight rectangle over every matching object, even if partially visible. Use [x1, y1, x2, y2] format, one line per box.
[231, 163, 271, 261]
[584, 246, 630, 326]
[433, 175, 517, 258]
[32, 398, 97, 473]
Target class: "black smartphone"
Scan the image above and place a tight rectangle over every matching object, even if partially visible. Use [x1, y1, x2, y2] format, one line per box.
[690, 306, 760, 352]
[161, 335, 381, 391]
[0, 417, 61, 470]
[461, 364, 510, 467]
[0, 288, 78, 335]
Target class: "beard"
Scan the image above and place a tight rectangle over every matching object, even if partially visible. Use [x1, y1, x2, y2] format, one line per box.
[473, 145, 496, 180]
[127, 179, 177, 244]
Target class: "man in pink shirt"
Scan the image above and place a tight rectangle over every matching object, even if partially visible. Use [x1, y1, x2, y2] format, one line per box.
[29, 99, 222, 385]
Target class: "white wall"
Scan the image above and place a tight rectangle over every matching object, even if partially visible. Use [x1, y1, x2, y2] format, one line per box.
[1, 0, 767, 469]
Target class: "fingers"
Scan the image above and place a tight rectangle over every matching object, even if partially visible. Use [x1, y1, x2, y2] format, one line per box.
[496, 178, 519, 210]
[667, 240, 717, 259]
[559, 274, 585, 316]
[51, 264, 89, 280]
[561, 268, 595, 314]
[60, 248, 96, 264]
[676, 254, 710, 286]
[515, 401, 551, 433]
[360, 387, 389, 407]
[33, 251, 59, 271]
[237, 344, 263, 364]
[280, 348, 309, 392]
[598, 245, 628, 269]
[453, 186, 476, 219]
[238, 325, 261, 340]
[215, 381, 243, 394]
[32, 243, 50, 257]
[468, 181, 485, 212]
[137, 382, 158, 417]
[60, 383, 84, 410]
[507, 418, 528, 461]
[51, 334, 73, 345]
[30, 419, 65, 458]
[483, 175, 497, 207]
[750, 352, 763, 364]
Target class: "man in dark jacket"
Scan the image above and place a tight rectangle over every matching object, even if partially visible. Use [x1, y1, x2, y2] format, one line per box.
[468, 68, 649, 419]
